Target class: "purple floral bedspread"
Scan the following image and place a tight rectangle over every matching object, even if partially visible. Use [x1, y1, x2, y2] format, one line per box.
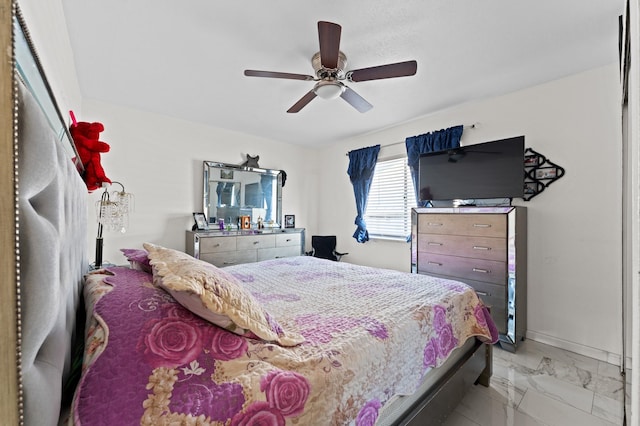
[72, 256, 497, 425]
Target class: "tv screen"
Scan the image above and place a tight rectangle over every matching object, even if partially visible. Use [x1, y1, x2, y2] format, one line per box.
[418, 136, 525, 203]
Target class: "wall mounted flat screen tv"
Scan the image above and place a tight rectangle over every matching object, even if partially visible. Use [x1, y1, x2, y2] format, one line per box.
[418, 136, 525, 203]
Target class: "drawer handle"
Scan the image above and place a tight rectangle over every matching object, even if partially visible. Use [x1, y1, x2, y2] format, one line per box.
[214, 243, 221, 248]
[285, 238, 292, 242]
[223, 261, 236, 265]
[427, 222, 443, 227]
[472, 268, 491, 274]
[428, 261, 443, 266]
[427, 242, 443, 246]
[473, 224, 491, 228]
[473, 246, 491, 251]
[253, 241, 260, 245]
[475, 291, 490, 296]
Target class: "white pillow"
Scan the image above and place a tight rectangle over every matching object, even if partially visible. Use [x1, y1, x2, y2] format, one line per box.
[143, 243, 303, 347]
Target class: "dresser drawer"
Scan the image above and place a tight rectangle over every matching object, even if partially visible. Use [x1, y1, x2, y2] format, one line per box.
[275, 233, 301, 247]
[258, 246, 302, 261]
[417, 234, 506, 262]
[199, 236, 237, 253]
[419, 274, 507, 335]
[470, 280, 508, 335]
[417, 253, 506, 285]
[418, 214, 506, 238]
[186, 229, 305, 267]
[465, 280, 506, 311]
[237, 234, 275, 250]
[200, 250, 257, 267]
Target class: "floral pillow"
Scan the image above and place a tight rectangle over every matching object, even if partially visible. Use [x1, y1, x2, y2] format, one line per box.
[120, 248, 151, 273]
[143, 243, 304, 347]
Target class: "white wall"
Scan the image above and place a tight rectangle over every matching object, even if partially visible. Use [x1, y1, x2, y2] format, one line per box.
[81, 99, 319, 265]
[17, 0, 81, 122]
[316, 64, 623, 362]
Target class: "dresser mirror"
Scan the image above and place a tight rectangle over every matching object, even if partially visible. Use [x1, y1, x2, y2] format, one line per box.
[203, 161, 282, 228]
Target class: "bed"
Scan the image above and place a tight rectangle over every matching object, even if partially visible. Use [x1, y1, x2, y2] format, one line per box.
[68, 247, 497, 425]
[7, 5, 497, 425]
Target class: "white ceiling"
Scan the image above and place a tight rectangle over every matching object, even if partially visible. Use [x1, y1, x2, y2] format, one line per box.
[61, 1, 624, 148]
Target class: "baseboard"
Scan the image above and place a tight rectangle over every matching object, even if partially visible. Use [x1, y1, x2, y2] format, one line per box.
[526, 330, 623, 366]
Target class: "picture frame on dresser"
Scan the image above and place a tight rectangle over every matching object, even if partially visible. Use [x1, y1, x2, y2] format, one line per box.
[193, 212, 209, 230]
[284, 214, 295, 228]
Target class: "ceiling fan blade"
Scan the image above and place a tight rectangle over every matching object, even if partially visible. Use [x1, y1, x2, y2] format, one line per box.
[244, 70, 314, 81]
[318, 21, 341, 69]
[287, 90, 317, 113]
[348, 60, 418, 82]
[340, 86, 373, 113]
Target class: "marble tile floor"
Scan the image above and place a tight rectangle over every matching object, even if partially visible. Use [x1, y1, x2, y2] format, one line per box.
[442, 339, 626, 426]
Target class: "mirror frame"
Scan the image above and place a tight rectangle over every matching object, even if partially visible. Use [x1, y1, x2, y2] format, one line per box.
[203, 161, 283, 228]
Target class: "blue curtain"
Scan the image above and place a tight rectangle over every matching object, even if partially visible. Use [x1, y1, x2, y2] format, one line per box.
[406, 125, 464, 205]
[347, 145, 380, 243]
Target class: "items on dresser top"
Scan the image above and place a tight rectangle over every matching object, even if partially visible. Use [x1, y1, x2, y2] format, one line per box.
[186, 228, 305, 267]
[411, 207, 527, 352]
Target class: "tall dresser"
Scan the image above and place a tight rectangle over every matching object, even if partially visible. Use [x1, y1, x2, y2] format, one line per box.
[411, 207, 526, 352]
[186, 228, 305, 268]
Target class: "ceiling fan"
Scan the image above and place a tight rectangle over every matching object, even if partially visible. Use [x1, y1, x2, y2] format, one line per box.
[244, 21, 418, 113]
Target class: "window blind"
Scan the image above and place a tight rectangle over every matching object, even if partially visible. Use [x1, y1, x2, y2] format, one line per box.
[364, 157, 416, 239]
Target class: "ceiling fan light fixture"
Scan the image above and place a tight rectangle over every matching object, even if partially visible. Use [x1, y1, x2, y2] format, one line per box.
[244, 22, 417, 113]
[313, 81, 345, 100]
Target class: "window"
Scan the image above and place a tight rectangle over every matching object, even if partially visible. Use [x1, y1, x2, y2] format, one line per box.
[364, 157, 416, 240]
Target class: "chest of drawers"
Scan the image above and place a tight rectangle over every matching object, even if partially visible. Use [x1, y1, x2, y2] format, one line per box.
[186, 229, 305, 268]
[411, 207, 526, 352]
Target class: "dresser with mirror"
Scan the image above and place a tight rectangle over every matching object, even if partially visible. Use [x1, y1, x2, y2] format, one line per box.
[186, 161, 305, 266]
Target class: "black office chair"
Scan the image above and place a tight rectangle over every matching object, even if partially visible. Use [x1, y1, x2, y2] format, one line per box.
[305, 235, 348, 261]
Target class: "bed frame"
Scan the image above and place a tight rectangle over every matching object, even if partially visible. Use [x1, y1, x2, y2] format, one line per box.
[0, 3, 492, 424]
[397, 340, 491, 425]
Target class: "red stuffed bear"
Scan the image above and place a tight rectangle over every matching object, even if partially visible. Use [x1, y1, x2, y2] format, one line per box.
[70, 121, 111, 192]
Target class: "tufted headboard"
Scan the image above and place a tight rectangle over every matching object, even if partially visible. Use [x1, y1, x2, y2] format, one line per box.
[17, 74, 89, 424]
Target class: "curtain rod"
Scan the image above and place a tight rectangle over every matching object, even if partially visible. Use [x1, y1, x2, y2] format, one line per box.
[346, 123, 478, 156]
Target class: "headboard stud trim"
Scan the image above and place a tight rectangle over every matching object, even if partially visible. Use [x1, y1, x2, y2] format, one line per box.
[10, 4, 89, 424]
[14, 6, 24, 425]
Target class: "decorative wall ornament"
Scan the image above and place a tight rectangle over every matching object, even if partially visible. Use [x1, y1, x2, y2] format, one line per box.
[240, 154, 260, 168]
[523, 148, 566, 201]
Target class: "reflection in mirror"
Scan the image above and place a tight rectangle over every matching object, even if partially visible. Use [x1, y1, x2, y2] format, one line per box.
[215, 181, 241, 207]
[203, 161, 282, 228]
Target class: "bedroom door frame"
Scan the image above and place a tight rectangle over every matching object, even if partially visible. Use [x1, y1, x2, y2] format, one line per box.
[629, 1, 639, 423]
[622, 1, 640, 424]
